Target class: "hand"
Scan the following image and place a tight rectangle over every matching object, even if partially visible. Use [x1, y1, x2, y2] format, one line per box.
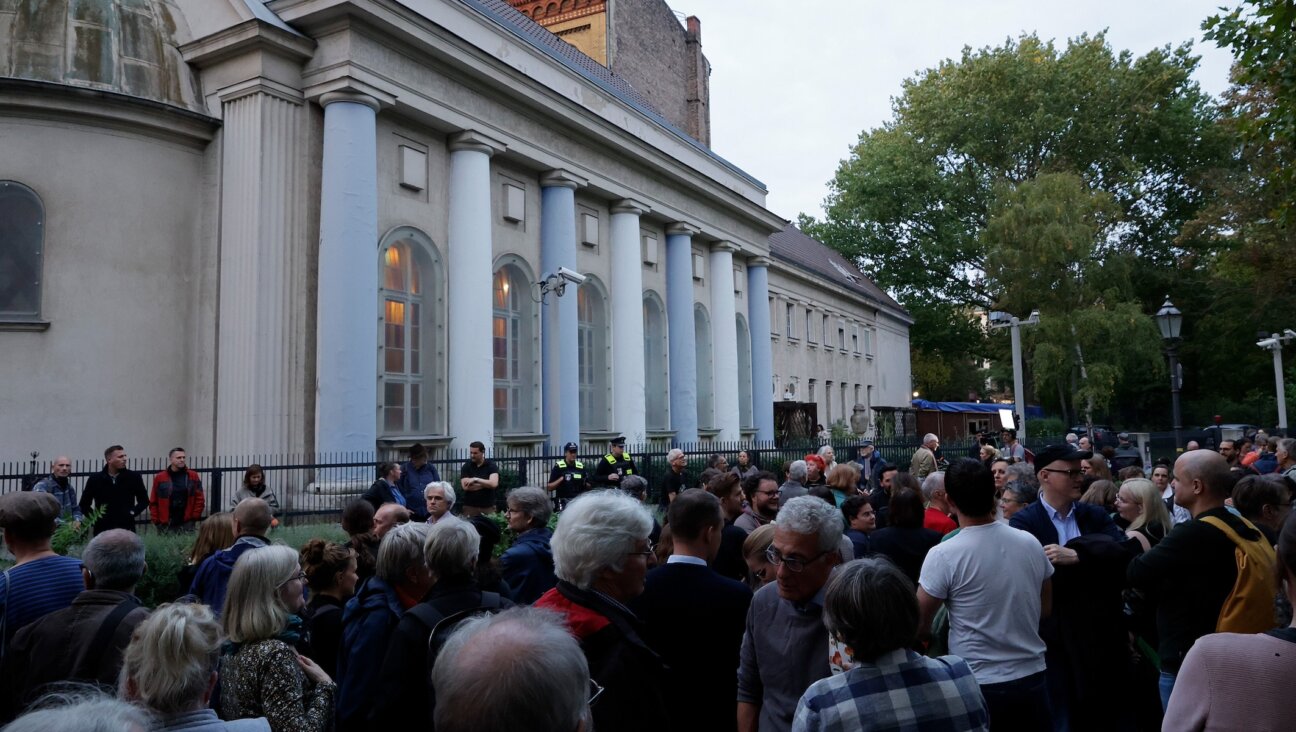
[608, 473, 620, 482]
[297, 654, 332, 685]
[1043, 544, 1079, 566]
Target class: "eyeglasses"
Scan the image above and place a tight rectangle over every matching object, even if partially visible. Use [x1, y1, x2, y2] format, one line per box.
[588, 679, 605, 706]
[278, 570, 307, 587]
[626, 540, 655, 558]
[999, 497, 1022, 506]
[765, 546, 829, 573]
[1040, 468, 1084, 479]
[755, 489, 779, 497]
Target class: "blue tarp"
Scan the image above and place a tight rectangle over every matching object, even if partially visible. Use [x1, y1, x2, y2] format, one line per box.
[911, 400, 1045, 419]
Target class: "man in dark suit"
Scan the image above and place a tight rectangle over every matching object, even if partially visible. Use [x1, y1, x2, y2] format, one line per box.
[632, 489, 752, 732]
[1010, 444, 1133, 732]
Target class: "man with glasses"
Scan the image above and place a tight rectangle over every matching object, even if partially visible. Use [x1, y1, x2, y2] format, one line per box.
[735, 471, 780, 534]
[1009, 444, 1129, 731]
[737, 496, 843, 732]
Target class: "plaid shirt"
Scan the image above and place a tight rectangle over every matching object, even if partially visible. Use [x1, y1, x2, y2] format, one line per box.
[792, 649, 989, 732]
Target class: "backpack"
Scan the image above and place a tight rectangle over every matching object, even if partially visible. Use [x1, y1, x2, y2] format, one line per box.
[406, 593, 504, 724]
[1199, 516, 1278, 633]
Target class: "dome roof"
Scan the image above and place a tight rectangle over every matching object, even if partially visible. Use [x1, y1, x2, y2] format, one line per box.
[1, 0, 206, 114]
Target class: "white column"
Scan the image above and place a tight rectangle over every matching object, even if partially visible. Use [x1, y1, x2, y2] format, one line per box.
[709, 242, 741, 441]
[447, 130, 506, 450]
[666, 222, 700, 443]
[315, 92, 379, 455]
[215, 84, 308, 456]
[746, 257, 775, 443]
[540, 170, 585, 449]
[610, 199, 649, 443]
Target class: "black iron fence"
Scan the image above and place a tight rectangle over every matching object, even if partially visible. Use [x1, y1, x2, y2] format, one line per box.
[5, 432, 1195, 527]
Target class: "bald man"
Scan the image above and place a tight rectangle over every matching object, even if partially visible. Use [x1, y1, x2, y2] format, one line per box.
[188, 498, 274, 614]
[1128, 450, 1277, 710]
[373, 503, 411, 539]
[31, 456, 82, 527]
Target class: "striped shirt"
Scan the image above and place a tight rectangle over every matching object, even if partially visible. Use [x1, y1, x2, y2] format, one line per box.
[1, 555, 84, 643]
[793, 649, 989, 732]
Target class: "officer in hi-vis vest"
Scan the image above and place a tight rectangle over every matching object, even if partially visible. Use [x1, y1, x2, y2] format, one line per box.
[546, 442, 588, 509]
[593, 435, 637, 489]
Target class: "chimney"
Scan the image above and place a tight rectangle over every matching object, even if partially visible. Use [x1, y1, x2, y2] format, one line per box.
[684, 15, 710, 146]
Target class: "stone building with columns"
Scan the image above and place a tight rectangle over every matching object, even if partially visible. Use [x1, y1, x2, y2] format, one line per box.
[0, 0, 799, 460]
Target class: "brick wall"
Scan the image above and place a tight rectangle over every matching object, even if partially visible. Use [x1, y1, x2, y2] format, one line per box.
[607, 0, 710, 145]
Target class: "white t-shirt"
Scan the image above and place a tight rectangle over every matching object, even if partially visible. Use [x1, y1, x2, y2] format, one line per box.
[918, 521, 1054, 684]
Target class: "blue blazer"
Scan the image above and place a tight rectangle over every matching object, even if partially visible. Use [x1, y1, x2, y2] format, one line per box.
[1009, 499, 1125, 546]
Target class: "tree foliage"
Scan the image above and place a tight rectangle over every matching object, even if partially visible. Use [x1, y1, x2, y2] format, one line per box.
[803, 32, 1228, 410]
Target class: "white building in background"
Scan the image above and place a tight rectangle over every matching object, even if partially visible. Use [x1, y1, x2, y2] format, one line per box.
[766, 224, 914, 435]
[0, 0, 909, 460]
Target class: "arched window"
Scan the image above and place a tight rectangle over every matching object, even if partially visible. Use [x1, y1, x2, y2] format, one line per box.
[379, 228, 445, 437]
[493, 261, 537, 434]
[643, 292, 669, 431]
[736, 314, 753, 429]
[694, 304, 714, 430]
[577, 278, 610, 431]
[0, 181, 44, 322]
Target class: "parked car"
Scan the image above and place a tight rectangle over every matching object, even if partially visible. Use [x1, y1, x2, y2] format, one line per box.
[1191, 424, 1259, 449]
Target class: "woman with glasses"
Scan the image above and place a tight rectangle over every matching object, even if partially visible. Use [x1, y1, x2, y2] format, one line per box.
[535, 490, 667, 732]
[997, 482, 1036, 521]
[499, 486, 558, 604]
[219, 545, 334, 731]
[1114, 478, 1172, 553]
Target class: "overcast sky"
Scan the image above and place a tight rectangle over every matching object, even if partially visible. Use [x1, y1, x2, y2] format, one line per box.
[678, 0, 1239, 223]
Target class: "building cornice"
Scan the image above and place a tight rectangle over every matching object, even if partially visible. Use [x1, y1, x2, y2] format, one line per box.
[0, 79, 219, 147]
[181, 18, 317, 68]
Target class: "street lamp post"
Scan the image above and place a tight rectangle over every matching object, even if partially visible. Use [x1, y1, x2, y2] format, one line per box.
[1154, 297, 1184, 451]
[1256, 329, 1295, 432]
[989, 310, 1040, 443]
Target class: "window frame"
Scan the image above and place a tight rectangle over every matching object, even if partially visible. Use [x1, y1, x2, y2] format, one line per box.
[0, 180, 46, 327]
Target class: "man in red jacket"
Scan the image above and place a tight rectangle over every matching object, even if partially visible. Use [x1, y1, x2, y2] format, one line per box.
[150, 447, 204, 532]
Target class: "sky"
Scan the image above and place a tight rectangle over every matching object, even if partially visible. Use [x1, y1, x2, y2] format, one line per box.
[677, 0, 1240, 223]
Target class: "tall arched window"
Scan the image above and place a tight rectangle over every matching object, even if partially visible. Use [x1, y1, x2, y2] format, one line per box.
[0, 181, 44, 322]
[493, 261, 537, 434]
[379, 228, 445, 437]
[736, 314, 753, 430]
[577, 278, 610, 431]
[643, 292, 669, 431]
[694, 304, 714, 431]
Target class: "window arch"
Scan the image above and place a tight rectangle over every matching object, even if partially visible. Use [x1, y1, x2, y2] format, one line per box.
[379, 227, 445, 437]
[694, 303, 714, 430]
[643, 291, 669, 430]
[0, 181, 45, 322]
[493, 259, 538, 434]
[577, 277, 610, 431]
[736, 314, 753, 430]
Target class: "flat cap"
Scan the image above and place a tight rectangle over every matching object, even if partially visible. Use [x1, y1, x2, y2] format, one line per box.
[1033, 444, 1093, 469]
[0, 491, 62, 532]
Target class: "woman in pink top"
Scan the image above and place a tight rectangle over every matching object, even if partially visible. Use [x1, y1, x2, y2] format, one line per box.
[1162, 513, 1296, 730]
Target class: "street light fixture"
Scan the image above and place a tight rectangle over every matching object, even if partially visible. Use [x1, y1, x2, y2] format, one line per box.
[989, 309, 1040, 444]
[1154, 297, 1184, 451]
[1256, 329, 1295, 432]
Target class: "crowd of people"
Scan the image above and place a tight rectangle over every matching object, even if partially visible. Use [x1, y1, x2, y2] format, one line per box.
[0, 430, 1293, 731]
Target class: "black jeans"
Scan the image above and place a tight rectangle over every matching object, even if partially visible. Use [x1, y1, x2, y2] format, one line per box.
[980, 670, 1051, 731]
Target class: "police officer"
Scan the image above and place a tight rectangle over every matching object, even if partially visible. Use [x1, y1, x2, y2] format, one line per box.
[593, 435, 637, 488]
[546, 442, 588, 509]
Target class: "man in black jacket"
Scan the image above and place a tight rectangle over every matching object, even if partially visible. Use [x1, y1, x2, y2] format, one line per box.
[79, 445, 148, 534]
[1128, 449, 1276, 710]
[632, 489, 752, 732]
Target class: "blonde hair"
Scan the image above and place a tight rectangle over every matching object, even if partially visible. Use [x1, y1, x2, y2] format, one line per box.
[1122, 478, 1172, 532]
[120, 603, 223, 715]
[221, 545, 299, 644]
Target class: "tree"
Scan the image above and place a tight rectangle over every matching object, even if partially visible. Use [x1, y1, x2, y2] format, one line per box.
[802, 32, 1228, 412]
[983, 173, 1164, 423]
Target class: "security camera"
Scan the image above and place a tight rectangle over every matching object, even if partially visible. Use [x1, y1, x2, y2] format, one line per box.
[1257, 338, 1278, 348]
[1285, 329, 1296, 339]
[557, 267, 586, 285]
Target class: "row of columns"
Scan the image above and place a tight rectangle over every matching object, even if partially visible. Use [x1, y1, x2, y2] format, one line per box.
[312, 91, 774, 454]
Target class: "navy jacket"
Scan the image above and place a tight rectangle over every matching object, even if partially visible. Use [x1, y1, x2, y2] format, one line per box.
[499, 527, 557, 604]
[1008, 499, 1125, 546]
[631, 562, 752, 732]
[397, 461, 440, 519]
[361, 479, 405, 511]
[188, 536, 269, 614]
[336, 576, 405, 731]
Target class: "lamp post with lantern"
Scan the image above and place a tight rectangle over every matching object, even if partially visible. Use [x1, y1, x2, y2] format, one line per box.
[1154, 297, 1184, 451]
